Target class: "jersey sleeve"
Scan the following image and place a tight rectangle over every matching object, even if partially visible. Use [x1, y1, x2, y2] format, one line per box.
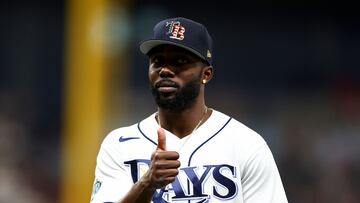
[90, 132, 134, 203]
[241, 143, 288, 203]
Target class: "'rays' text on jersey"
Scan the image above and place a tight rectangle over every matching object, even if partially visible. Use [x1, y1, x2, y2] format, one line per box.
[125, 159, 238, 202]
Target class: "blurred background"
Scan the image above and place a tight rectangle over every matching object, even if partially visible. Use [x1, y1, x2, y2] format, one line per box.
[0, 0, 359, 202]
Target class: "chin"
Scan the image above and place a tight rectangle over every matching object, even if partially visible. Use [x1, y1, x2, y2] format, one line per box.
[155, 96, 185, 110]
[158, 93, 177, 100]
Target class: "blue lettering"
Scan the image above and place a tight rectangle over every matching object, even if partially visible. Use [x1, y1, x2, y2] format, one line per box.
[171, 176, 187, 198]
[212, 164, 237, 199]
[124, 160, 238, 201]
[124, 159, 151, 183]
[179, 166, 213, 198]
[153, 188, 169, 203]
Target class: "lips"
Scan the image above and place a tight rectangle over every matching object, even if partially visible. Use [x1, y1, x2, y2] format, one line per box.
[155, 80, 179, 93]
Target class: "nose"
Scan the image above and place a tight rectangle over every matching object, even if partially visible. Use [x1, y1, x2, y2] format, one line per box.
[159, 67, 175, 78]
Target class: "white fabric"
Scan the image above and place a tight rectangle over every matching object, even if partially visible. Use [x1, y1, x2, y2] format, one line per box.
[90, 110, 288, 203]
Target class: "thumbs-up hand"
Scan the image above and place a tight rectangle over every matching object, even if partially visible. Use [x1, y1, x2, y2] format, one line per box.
[141, 128, 181, 191]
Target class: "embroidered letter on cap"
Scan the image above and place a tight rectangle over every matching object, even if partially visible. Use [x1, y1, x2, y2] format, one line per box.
[166, 21, 185, 41]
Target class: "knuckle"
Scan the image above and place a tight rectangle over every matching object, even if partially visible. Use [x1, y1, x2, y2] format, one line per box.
[172, 169, 179, 176]
[175, 151, 180, 157]
[151, 152, 156, 160]
[154, 161, 162, 168]
[167, 177, 176, 183]
[152, 151, 160, 160]
[153, 171, 162, 180]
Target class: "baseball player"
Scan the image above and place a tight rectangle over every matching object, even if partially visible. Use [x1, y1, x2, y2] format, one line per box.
[90, 17, 288, 203]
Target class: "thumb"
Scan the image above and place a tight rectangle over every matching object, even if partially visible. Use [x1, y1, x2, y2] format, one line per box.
[157, 128, 167, 151]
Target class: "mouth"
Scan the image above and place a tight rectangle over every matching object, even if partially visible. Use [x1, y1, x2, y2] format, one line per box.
[155, 80, 179, 93]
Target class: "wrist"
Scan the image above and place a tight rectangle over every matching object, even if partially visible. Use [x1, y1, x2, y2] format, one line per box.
[137, 174, 157, 194]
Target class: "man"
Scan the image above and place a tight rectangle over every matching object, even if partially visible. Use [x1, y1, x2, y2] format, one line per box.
[90, 17, 288, 203]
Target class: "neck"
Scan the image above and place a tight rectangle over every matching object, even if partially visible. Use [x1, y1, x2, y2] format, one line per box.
[157, 99, 210, 138]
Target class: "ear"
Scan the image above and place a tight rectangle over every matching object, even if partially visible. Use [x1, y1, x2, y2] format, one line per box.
[202, 66, 214, 84]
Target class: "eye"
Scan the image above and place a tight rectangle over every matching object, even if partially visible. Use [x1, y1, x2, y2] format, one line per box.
[152, 57, 159, 64]
[177, 57, 189, 64]
[151, 56, 163, 66]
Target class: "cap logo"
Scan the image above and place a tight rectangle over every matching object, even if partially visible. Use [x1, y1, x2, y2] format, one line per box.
[166, 21, 185, 41]
[207, 50, 212, 58]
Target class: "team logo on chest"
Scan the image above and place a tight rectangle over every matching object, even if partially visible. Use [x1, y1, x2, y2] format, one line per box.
[166, 21, 186, 41]
[125, 159, 238, 202]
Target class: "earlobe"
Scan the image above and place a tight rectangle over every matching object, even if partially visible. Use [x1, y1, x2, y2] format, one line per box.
[202, 66, 214, 83]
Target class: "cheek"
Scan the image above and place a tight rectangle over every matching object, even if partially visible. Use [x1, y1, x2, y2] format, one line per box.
[149, 68, 156, 76]
[148, 63, 158, 75]
[148, 68, 157, 83]
[183, 71, 202, 82]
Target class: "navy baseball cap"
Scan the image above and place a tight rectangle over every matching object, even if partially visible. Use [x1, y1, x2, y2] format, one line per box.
[139, 17, 213, 65]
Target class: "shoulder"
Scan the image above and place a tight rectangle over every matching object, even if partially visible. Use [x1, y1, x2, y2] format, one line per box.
[213, 110, 265, 141]
[100, 113, 158, 149]
[229, 117, 266, 145]
[213, 109, 267, 154]
[102, 124, 138, 144]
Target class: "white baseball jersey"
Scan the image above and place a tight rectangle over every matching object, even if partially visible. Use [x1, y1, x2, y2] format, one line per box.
[90, 110, 288, 203]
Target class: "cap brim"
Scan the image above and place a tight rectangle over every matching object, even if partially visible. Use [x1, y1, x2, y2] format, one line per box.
[139, 39, 206, 61]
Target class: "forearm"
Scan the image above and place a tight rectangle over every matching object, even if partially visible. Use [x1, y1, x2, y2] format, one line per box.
[117, 177, 155, 203]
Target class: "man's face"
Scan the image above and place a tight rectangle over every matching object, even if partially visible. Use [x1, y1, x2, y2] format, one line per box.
[148, 45, 206, 110]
